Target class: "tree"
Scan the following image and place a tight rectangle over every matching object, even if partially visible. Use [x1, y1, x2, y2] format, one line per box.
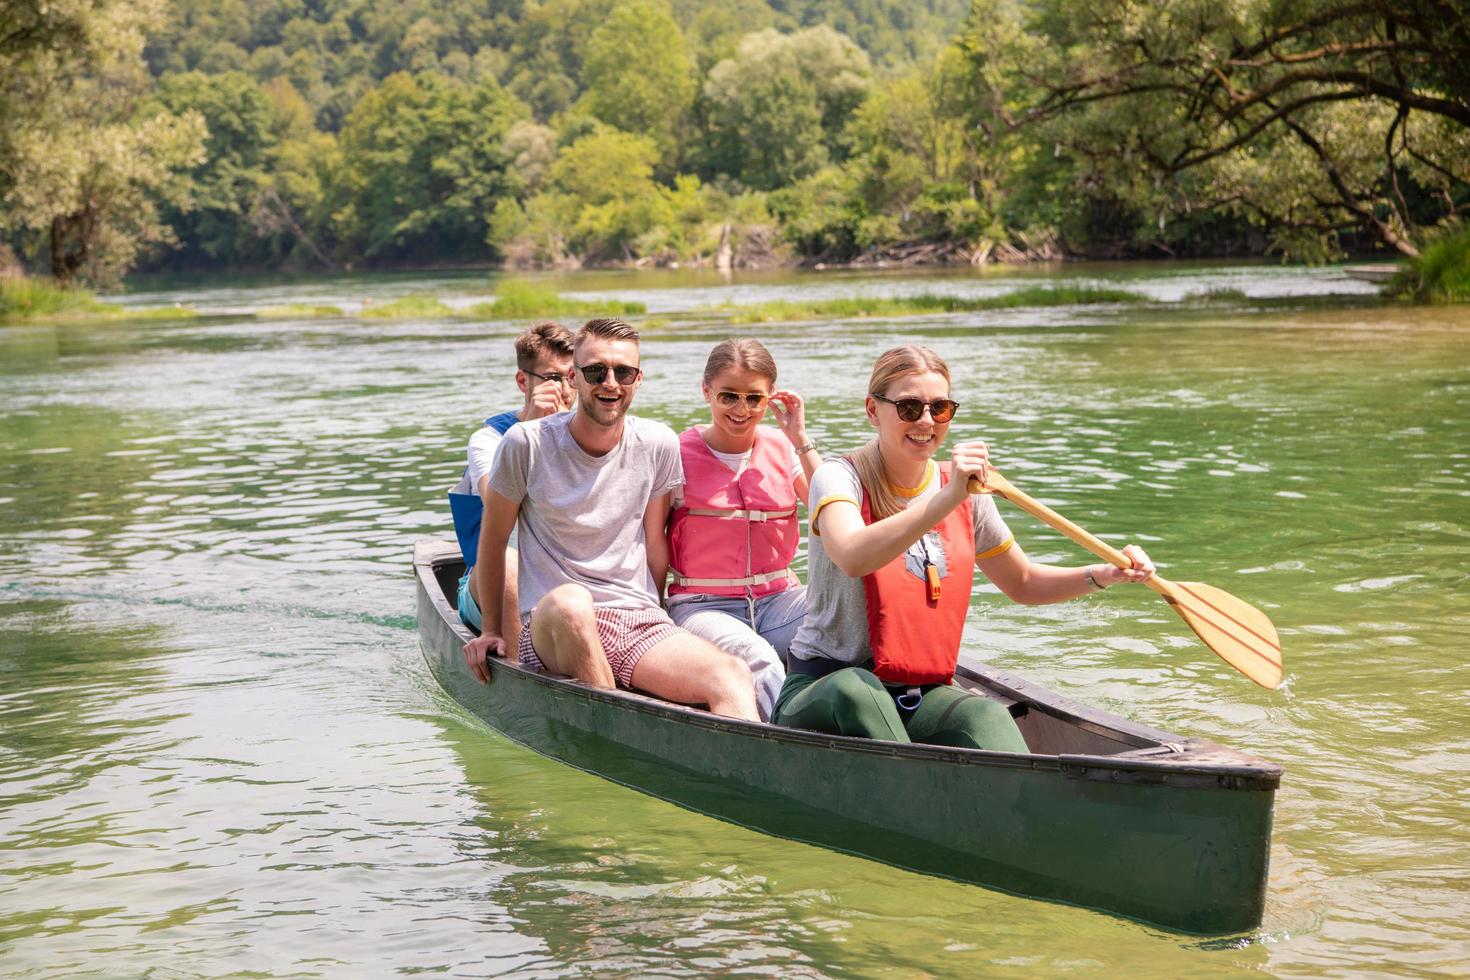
[578, 0, 696, 165]
[703, 26, 872, 189]
[330, 72, 527, 262]
[148, 71, 282, 264]
[0, 0, 207, 284]
[495, 130, 672, 263]
[980, 0, 1470, 258]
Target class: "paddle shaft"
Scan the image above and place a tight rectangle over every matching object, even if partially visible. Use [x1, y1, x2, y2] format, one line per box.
[969, 473, 1170, 595]
[965, 470, 1284, 689]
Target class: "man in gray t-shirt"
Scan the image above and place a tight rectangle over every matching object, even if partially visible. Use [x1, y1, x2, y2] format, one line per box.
[461, 318, 759, 722]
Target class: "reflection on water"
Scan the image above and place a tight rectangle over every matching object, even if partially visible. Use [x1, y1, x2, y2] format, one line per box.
[1, 264, 1467, 974]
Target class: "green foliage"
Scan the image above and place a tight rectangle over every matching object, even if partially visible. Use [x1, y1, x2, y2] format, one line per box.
[331, 73, 526, 262]
[0, 277, 110, 319]
[9, 0, 1462, 280]
[0, 275, 197, 322]
[703, 27, 871, 189]
[496, 130, 674, 263]
[578, 1, 696, 165]
[0, 0, 207, 285]
[719, 285, 1148, 321]
[978, 0, 1470, 260]
[1390, 225, 1470, 304]
[358, 294, 453, 318]
[472, 279, 646, 317]
[148, 71, 283, 265]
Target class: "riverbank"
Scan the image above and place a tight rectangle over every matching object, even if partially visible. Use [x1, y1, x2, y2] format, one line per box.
[0, 276, 196, 324]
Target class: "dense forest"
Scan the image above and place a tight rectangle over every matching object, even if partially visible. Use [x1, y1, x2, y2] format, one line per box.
[1, 0, 1467, 285]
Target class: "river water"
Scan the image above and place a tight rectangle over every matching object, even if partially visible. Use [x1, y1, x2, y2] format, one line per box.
[1, 264, 1466, 976]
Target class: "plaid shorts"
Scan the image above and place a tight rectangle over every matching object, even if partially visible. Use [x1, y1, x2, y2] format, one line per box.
[518, 604, 684, 688]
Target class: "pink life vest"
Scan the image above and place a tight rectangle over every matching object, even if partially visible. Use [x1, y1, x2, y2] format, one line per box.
[668, 425, 800, 599]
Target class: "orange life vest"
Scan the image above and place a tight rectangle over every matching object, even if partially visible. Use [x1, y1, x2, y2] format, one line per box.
[859, 463, 975, 686]
[668, 426, 799, 598]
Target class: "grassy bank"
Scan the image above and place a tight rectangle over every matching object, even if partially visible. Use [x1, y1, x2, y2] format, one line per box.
[716, 286, 1149, 323]
[349, 282, 646, 321]
[1390, 226, 1470, 304]
[467, 280, 646, 319]
[0, 276, 197, 323]
[358, 294, 453, 319]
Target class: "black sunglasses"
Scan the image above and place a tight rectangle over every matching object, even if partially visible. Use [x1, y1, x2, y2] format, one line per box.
[576, 362, 642, 386]
[714, 390, 769, 410]
[525, 369, 574, 387]
[873, 393, 960, 423]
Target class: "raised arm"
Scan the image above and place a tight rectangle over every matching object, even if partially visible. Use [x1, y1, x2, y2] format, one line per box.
[770, 389, 819, 501]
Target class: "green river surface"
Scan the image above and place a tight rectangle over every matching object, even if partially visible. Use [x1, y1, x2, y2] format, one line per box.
[1, 263, 1466, 977]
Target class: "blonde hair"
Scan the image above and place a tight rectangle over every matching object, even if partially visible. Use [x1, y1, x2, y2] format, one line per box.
[702, 338, 777, 387]
[851, 345, 951, 522]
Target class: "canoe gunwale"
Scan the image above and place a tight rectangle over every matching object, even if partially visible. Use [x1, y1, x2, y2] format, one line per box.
[414, 538, 1281, 791]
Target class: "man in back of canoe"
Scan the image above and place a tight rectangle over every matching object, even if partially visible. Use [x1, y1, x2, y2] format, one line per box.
[449, 321, 576, 639]
[461, 317, 761, 722]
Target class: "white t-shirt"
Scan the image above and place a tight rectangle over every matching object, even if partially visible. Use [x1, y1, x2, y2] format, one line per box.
[490, 414, 684, 619]
[452, 410, 520, 495]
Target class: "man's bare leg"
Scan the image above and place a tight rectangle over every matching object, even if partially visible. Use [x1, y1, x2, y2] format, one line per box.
[631, 633, 759, 722]
[527, 583, 616, 688]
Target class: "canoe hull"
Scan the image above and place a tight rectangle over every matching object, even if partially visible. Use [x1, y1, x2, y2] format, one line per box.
[416, 541, 1277, 933]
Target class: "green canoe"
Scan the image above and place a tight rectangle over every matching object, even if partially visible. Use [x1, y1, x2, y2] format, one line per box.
[415, 540, 1281, 934]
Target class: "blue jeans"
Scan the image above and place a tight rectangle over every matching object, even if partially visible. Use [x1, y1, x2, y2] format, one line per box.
[667, 587, 808, 722]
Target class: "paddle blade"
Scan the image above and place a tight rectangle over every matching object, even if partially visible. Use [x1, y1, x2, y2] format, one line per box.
[1158, 580, 1283, 689]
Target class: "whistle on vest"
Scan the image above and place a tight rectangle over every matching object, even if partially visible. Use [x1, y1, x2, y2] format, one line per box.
[925, 560, 942, 601]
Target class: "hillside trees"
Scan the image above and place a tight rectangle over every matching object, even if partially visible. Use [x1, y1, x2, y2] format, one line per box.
[1, 0, 207, 284]
[330, 72, 526, 261]
[980, 0, 1470, 258]
[578, 0, 697, 166]
[703, 27, 872, 188]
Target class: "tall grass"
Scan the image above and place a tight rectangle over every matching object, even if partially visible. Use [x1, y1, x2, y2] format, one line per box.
[0, 276, 110, 319]
[0, 276, 197, 322]
[357, 294, 453, 319]
[1390, 226, 1470, 304]
[472, 279, 646, 318]
[719, 285, 1148, 323]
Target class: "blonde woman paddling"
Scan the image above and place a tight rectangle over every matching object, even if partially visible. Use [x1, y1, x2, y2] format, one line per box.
[775, 345, 1156, 747]
[664, 339, 820, 720]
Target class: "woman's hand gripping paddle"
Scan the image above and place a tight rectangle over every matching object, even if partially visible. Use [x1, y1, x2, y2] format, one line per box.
[968, 470, 1283, 689]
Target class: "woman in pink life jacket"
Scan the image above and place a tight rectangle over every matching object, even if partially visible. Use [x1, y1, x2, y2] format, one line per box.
[773, 344, 1157, 747]
[664, 339, 821, 721]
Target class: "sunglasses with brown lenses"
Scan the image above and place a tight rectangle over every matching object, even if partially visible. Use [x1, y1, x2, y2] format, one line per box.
[873, 393, 960, 423]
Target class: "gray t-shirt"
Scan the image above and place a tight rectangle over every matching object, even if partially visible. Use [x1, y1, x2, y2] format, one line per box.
[489, 413, 683, 621]
[790, 458, 1014, 666]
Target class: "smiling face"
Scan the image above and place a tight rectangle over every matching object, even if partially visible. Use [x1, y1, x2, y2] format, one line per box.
[572, 335, 641, 429]
[866, 370, 951, 469]
[702, 365, 774, 447]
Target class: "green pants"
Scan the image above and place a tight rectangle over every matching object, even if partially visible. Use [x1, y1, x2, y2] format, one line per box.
[772, 668, 1029, 752]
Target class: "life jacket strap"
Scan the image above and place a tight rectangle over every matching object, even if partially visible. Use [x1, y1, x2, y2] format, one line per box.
[669, 567, 796, 588]
[683, 506, 796, 523]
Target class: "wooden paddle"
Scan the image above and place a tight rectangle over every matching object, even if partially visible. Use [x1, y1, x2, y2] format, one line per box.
[968, 470, 1283, 690]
